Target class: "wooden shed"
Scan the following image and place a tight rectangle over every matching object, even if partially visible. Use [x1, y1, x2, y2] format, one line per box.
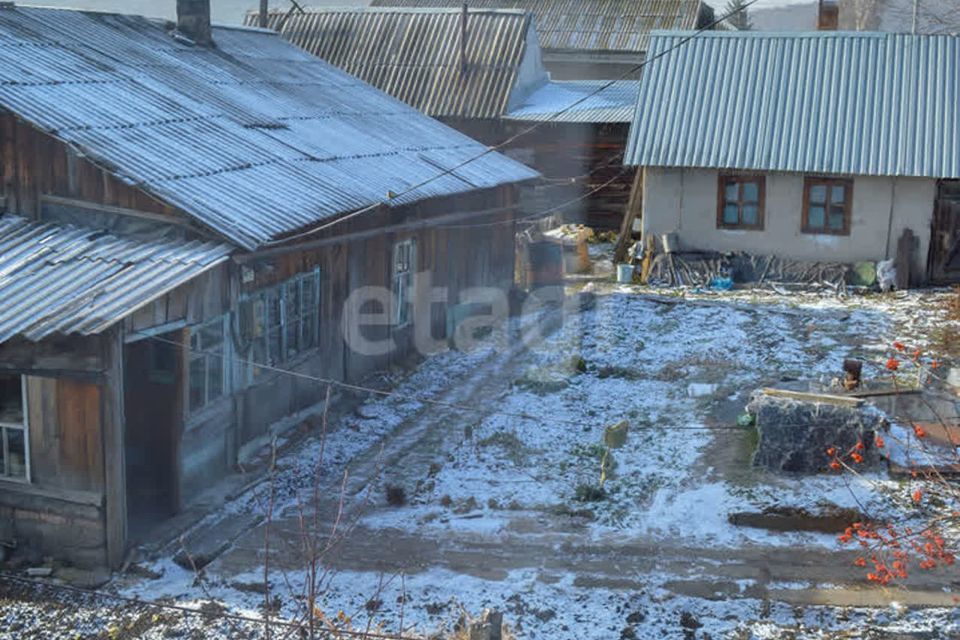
[0, 4, 536, 569]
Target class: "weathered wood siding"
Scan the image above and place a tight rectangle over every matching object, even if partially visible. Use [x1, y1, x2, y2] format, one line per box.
[0, 112, 185, 223]
[0, 112, 524, 568]
[446, 119, 635, 230]
[0, 333, 118, 569]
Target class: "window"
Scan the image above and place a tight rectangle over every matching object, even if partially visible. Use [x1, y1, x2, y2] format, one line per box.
[803, 177, 852, 235]
[189, 317, 226, 412]
[717, 174, 765, 230]
[0, 375, 28, 482]
[245, 268, 321, 373]
[392, 239, 416, 327]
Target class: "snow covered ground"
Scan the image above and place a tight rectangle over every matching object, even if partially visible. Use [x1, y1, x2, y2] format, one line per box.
[3, 279, 959, 639]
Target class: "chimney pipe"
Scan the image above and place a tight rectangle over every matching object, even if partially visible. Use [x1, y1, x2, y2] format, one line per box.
[817, 0, 839, 30]
[259, 0, 269, 28]
[177, 0, 212, 46]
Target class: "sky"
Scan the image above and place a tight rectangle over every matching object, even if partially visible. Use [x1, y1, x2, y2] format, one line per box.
[20, 0, 806, 25]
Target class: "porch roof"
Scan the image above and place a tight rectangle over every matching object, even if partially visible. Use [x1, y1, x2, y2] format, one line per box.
[0, 215, 231, 342]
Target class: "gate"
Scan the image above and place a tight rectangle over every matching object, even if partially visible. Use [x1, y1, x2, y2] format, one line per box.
[928, 180, 960, 283]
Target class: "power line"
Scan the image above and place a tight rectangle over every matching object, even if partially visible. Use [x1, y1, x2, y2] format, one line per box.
[141, 330, 749, 433]
[262, 0, 762, 247]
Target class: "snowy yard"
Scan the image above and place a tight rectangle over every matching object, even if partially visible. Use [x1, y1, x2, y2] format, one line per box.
[3, 282, 960, 639]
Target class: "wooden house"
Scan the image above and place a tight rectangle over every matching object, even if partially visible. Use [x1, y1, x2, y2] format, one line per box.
[251, 6, 639, 229]
[0, 2, 537, 570]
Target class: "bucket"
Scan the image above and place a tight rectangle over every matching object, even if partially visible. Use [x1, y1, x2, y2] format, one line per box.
[616, 263, 634, 284]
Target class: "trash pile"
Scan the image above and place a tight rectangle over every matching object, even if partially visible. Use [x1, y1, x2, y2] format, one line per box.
[641, 251, 855, 293]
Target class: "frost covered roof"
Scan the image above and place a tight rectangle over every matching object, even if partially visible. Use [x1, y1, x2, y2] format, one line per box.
[0, 215, 231, 341]
[626, 31, 960, 178]
[247, 7, 540, 119]
[505, 80, 638, 123]
[371, 0, 712, 54]
[0, 6, 539, 250]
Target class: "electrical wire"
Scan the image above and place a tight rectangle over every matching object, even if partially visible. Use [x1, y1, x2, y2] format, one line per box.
[261, 0, 763, 247]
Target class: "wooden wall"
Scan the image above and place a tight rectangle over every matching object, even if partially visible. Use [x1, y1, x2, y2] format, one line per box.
[0, 111, 197, 232]
[0, 111, 524, 568]
[0, 332, 121, 569]
[445, 119, 636, 230]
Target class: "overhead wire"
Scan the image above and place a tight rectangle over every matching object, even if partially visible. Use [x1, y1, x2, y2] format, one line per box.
[261, 0, 762, 247]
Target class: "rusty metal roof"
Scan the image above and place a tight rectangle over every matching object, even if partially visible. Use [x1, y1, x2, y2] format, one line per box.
[370, 0, 710, 53]
[625, 31, 960, 178]
[0, 7, 539, 250]
[505, 80, 638, 123]
[0, 215, 231, 341]
[247, 7, 542, 119]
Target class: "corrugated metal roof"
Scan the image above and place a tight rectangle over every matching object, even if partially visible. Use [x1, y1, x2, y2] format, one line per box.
[0, 215, 231, 342]
[246, 7, 538, 119]
[0, 7, 539, 251]
[625, 31, 960, 178]
[371, 0, 708, 53]
[505, 80, 638, 123]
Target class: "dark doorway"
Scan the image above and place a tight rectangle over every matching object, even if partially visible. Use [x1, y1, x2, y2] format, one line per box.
[124, 331, 182, 539]
[928, 179, 960, 283]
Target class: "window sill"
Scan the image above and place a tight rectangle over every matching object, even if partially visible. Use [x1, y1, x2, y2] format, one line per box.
[802, 229, 850, 237]
[717, 225, 764, 232]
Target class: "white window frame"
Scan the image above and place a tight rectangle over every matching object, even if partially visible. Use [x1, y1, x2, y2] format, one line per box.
[392, 239, 416, 328]
[188, 315, 229, 414]
[0, 375, 30, 483]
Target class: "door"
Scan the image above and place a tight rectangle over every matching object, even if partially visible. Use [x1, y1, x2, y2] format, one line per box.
[124, 331, 183, 539]
[928, 180, 960, 283]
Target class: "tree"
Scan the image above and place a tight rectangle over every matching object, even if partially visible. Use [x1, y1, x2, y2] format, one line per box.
[840, 0, 960, 33]
[724, 0, 753, 31]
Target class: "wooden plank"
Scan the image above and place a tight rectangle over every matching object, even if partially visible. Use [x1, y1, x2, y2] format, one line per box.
[57, 378, 103, 491]
[0, 335, 104, 377]
[0, 480, 103, 510]
[895, 228, 915, 290]
[613, 168, 643, 264]
[100, 326, 127, 569]
[758, 388, 864, 407]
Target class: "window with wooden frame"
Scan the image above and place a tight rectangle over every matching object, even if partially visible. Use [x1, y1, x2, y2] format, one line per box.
[717, 174, 765, 230]
[803, 177, 852, 235]
[189, 316, 227, 413]
[0, 375, 29, 482]
[243, 268, 321, 376]
[392, 239, 416, 328]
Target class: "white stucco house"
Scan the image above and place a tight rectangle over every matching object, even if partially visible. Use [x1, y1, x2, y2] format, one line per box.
[625, 31, 960, 284]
